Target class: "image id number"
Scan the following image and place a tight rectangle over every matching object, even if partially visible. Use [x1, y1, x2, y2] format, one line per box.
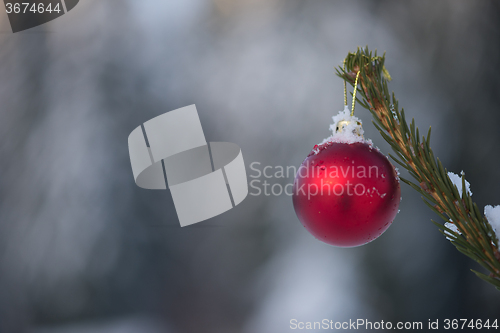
[5, 3, 61, 14]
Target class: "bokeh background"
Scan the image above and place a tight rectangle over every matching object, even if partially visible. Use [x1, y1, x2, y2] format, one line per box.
[1, 0, 500, 332]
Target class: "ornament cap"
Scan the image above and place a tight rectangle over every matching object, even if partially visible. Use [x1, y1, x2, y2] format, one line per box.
[335, 118, 363, 137]
[318, 106, 367, 148]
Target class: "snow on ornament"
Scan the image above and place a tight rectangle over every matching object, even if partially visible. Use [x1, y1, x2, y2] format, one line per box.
[292, 104, 401, 247]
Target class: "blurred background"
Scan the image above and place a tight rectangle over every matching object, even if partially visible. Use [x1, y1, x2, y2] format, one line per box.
[1, 0, 500, 332]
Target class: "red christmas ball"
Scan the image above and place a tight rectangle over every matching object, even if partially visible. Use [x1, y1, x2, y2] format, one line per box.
[292, 140, 401, 247]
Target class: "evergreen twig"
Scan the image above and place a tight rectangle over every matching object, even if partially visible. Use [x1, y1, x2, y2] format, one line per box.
[337, 47, 500, 290]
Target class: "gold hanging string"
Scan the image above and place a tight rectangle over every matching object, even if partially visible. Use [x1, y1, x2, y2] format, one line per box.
[351, 70, 360, 116]
[343, 60, 347, 106]
[343, 54, 390, 116]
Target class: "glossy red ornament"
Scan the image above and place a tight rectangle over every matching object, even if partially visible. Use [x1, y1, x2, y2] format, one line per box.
[292, 141, 401, 247]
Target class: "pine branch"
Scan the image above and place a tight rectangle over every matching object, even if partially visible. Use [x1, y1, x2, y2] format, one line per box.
[337, 47, 500, 290]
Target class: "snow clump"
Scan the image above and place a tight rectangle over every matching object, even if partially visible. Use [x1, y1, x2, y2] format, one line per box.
[447, 171, 472, 196]
[484, 205, 500, 246]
